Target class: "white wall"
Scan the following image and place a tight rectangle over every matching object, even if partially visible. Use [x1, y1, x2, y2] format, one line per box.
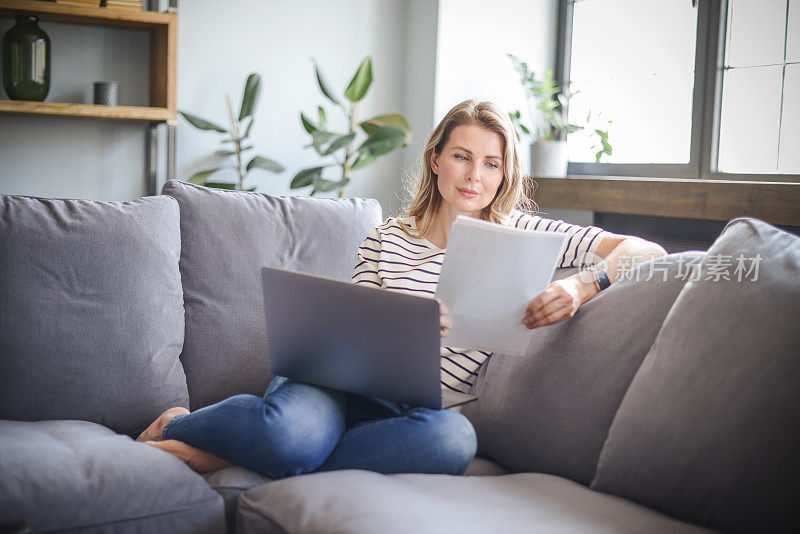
[434, 0, 559, 175]
[177, 0, 413, 214]
[1, 0, 591, 225]
[0, 0, 429, 212]
[395, 0, 440, 217]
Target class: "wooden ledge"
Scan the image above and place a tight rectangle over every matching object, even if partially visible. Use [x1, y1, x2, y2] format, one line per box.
[530, 175, 800, 227]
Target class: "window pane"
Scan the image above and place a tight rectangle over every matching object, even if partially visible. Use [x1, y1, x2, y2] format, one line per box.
[778, 64, 800, 173]
[718, 66, 783, 173]
[787, 0, 800, 62]
[726, 0, 787, 67]
[567, 0, 696, 164]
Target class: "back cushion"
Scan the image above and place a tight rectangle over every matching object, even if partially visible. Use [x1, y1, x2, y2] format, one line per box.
[591, 219, 800, 533]
[162, 180, 382, 410]
[462, 251, 704, 485]
[0, 194, 188, 438]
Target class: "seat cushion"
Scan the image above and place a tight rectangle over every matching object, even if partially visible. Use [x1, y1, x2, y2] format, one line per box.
[161, 180, 382, 410]
[462, 251, 704, 484]
[0, 193, 189, 438]
[201, 454, 508, 533]
[592, 219, 800, 533]
[0, 420, 224, 533]
[236, 470, 714, 534]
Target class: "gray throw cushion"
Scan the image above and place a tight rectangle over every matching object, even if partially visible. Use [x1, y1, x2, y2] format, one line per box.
[591, 218, 800, 533]
[0, 194, 189, 438]
[236, 470, 713, 534]
[161, 180, 382, 410]
[462, 252, 705, 484]
[0, 420, 224, 533]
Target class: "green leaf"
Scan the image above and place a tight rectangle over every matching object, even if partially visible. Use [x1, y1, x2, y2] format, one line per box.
[309, 131, 355, 156]
[238, 73, 261, 121]
[300, 112, 318, 134]
[359, 113, 411, 146]
[186, 168, 221, 184]
[308, 130, 337, 155]
[291, 166, 327, 188]
[204, 181, 237, 190]
[242, 118, 255, 140]
[314, 176, 349, 193]
[246, 186, 257, 191]
[317, 106, 326, 129]
[350, 152, 377, 171]
[215, 145, 253, 158]
[179, 111, 227, 133]
[357, 125, 407, 157]
[247, 155, 285, 174]
[323, 132, 356, 155]
[344, 56, 373, 103]
[313, 59, 342, 107]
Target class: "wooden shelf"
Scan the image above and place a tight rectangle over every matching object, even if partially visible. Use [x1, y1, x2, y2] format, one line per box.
[0, 0, 175, 29]
[0, 99, 171, 121]
[0, 0, 177, 121]
[530, 175, 800, 227]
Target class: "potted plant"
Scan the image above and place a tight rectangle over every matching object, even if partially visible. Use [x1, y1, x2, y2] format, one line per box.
[293, 56, 411, 197]
[179, 72, 284, 191]
[507, 54, 611, 177]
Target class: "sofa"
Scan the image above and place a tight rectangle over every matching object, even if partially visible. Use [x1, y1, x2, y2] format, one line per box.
[0, 179, 797, 534]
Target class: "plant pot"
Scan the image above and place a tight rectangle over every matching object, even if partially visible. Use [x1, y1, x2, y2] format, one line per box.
[530, 140, 568, 178]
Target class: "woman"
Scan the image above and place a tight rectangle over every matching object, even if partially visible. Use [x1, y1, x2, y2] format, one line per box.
[138, 99, 666, 478]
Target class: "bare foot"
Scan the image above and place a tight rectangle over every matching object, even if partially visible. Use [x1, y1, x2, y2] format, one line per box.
[145, 439, 234, 474]
[135, 407, 190, 443]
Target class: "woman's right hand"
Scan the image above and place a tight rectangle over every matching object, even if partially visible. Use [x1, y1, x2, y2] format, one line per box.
[439, 301, 452, 338]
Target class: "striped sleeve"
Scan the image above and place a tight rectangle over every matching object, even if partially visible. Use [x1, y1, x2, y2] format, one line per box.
[351, 225, 384, 288]
[513, 211, 607, 268]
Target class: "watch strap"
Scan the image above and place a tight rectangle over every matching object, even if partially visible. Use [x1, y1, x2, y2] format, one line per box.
[595, 270, 611, 291]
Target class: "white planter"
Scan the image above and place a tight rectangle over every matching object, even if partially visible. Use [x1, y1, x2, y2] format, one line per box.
[530, 140, 568, 178]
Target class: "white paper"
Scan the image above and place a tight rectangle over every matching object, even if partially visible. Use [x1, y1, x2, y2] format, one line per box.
[435, 216, 568, 356]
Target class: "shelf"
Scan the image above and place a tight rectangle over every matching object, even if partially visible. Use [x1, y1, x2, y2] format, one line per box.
[530, 175, 800, 227]
[0, 99, 171, 121]
[0, 0, 177, 121]
[0, 0, 175, 29]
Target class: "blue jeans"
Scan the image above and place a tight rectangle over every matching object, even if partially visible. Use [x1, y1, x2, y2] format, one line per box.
[162, 375, 477, 480]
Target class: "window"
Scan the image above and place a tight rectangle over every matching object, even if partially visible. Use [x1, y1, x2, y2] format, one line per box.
[718, 0, 799, 173]
[558, 0, 800, 181]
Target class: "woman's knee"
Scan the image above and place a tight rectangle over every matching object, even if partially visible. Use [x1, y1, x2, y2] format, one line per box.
[252, 385, 346, 478]
[409, 408, 477, 475]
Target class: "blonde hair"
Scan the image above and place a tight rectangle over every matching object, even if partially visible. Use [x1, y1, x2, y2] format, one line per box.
[400, 99, 534, 239]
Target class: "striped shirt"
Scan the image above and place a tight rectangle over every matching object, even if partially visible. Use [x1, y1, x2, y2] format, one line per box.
[351, 209, 607, 393]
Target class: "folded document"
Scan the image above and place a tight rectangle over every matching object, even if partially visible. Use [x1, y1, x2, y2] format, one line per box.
[434, 215, 567, 356]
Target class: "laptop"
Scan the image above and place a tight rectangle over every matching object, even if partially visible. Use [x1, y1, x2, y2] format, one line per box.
[261, 266, 478, 410]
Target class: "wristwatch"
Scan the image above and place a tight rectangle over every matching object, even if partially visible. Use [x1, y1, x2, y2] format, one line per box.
[594, 270, 611, 292]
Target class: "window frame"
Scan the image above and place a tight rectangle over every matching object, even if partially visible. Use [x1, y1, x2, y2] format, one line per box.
[557, 0, 800, 183]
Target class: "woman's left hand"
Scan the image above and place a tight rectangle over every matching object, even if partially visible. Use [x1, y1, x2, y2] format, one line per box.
[522, 278, 586, 329]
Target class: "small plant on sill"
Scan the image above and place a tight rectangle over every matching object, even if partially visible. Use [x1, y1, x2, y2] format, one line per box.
[507, 54, 612, 163]
[179, 73, 284, 191]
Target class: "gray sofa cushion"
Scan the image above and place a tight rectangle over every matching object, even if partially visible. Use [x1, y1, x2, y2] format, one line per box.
[161, 180, 382, 410]
[201, 453, 505, 532]
[0, 194, 189, 438]
[462, 252, 704, 484]
[591, 219, 800, 533]
[236, 470, 713, 534]
[0, 420, 224, 533]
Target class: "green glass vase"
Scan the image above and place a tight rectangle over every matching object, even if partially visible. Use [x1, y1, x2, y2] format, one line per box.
[3, 15, 51, 101]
